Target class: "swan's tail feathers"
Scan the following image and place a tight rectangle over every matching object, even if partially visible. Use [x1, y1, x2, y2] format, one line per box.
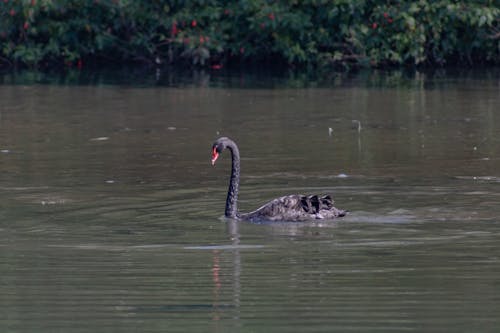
[337, 209, 348, 217]
[320, 195, 333, 209]
[300, 194, 338, 214]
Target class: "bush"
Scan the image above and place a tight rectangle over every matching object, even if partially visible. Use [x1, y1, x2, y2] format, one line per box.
[0, 0, 498, 69]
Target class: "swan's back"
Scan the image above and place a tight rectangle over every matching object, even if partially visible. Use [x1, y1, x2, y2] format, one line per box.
[241, 194, 346, 222]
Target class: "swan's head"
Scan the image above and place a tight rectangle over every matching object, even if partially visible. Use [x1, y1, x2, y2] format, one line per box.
[211, 137, 232, 165]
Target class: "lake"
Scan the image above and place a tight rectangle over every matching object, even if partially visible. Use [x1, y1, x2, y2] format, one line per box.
[0, 68, 499, 332]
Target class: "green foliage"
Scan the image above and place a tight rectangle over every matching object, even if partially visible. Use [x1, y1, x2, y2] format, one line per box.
[0, 0, 498, 69]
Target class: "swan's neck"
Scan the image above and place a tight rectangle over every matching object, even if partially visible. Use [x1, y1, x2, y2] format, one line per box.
[225, 142, 240, 218]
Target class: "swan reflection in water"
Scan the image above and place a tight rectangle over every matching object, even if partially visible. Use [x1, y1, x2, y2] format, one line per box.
[210, 219, 242, 326]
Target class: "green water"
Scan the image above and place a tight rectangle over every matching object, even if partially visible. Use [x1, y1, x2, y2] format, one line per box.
[0, 69, 499, 332]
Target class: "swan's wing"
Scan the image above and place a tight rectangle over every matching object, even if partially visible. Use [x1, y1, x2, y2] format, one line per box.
[243, 194, 343, 222]
[242, 195, 303, 221]
[256, 194, 304, 214]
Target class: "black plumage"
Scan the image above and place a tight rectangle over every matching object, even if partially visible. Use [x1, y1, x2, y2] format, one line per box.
[211, 137, 347, 222]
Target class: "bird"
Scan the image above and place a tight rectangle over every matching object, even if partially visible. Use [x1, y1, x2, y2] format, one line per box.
[211, 137, 347, 222]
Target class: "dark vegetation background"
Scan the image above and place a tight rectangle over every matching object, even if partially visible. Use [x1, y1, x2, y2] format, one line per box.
[0, 0, 499, 70]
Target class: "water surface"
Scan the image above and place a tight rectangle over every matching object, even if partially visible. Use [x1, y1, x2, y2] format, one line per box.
[1, 69, 499, 332]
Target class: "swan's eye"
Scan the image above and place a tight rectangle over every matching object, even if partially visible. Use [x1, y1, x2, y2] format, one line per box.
[211, 147, 219, 165]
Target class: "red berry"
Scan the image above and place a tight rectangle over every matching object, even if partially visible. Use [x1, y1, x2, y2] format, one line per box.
[268, 13, 275, 21]
[171, 22, 178, 36]
[372, 22, 378, 29]
[383, 12, 389, 18]
[191, 20, 197, 27]
[9, 9, 15, 16]
[23, 22, 29, 30]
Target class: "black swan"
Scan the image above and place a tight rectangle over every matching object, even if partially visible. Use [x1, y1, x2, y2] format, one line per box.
[211, 137, 347, 222]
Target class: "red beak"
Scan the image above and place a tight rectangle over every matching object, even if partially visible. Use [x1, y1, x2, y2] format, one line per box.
[211, 147, 219, 165]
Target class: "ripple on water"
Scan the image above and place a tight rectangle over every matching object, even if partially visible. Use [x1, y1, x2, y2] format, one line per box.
[183, 244, 266, 250]
[454, 176, 500, 182]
